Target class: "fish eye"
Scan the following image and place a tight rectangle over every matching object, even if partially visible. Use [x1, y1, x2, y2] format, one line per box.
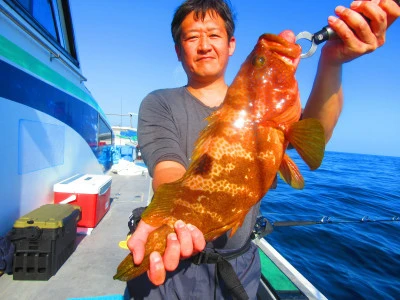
[252, 55, 265, 67]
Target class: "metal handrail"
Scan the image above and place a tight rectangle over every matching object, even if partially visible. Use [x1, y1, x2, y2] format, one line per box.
[0, 3, 87, 82]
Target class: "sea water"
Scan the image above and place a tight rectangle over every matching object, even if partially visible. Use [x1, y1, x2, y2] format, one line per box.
[262, 151, 400, 299]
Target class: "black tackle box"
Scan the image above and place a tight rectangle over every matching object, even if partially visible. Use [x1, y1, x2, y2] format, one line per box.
[11, 204, 81, 280]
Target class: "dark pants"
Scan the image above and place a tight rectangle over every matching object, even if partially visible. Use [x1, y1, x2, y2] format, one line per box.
[126, 242, 261, 300]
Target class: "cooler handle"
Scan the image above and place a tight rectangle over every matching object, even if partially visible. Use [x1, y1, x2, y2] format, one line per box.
[99, 181, 112, 196]
[59, 195, 77, 204]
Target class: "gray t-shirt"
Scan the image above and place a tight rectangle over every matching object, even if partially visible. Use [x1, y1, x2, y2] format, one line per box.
[138, 86, 260, 250]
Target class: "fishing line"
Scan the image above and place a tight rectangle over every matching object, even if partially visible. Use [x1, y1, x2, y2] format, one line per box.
[272, 215, 400, 227]
[252, 215, 400, 239]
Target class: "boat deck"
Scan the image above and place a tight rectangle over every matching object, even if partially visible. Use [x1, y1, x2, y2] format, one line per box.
[0, 172, 151, 300]
[0, 168, 326, 300]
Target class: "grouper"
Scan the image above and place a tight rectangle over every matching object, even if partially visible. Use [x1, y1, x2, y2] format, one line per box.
[114, 33, 325, 281]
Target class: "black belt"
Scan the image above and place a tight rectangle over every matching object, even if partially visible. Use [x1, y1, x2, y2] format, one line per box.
[192, 239, 251, 300]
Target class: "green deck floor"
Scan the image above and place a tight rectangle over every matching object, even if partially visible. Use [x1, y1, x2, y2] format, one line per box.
[259, 248, 299, 292]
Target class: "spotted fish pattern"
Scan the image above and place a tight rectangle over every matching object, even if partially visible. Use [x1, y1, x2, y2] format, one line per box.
[114, 34, 325, 281]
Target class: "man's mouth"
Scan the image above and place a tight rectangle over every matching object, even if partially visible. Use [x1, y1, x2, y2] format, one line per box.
[197, 56, 215, 61]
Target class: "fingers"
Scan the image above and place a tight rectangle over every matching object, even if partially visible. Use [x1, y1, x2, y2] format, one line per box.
[149, 220, 205, 285]
[132, 223, 179, 285]
[148, 252, 166, 286]
[322, 0, 392, 63]
[278, 30, 301, 66]
[379, 0, 400, 27]
[278, 30, 295, 43]
[174, 220, 206, 258]
[174, 220, 193, 258]
[129, 219, 206, 286]
[127, 220, 156, 265]
[163, 233, 180, 271]
[187, 223, 206, 254]
[329, 3, 384, 51]
[350, 1, 387, 46]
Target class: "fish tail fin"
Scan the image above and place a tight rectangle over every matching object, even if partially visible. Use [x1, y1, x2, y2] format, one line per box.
[286, 118, 325, 170]
[113, 224, 174, 281]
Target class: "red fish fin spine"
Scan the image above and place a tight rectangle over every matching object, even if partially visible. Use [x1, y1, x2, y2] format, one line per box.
[278, 154, 304, 189]
[286, 118, 325, 170]
[113, 224, 174, 281]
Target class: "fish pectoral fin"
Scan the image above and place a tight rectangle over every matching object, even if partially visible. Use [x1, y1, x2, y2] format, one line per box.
[270, 175, 278, 189]
[278, 153, 304, 189]
[203, 219, 243, 241]
[229, 221, 242, 238]
[286, 118, 325, 170]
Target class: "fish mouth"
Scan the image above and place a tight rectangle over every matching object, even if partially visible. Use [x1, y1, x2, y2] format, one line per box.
[258, 34, 301, 60]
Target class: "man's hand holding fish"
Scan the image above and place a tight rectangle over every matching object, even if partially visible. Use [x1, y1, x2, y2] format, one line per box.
[127, 219, 206, 285]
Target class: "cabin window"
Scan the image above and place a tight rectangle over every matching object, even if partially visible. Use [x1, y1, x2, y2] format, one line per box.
[98, 116, 113, 146]
[9, 0, 77, 60]
[15, 0, 58, 40]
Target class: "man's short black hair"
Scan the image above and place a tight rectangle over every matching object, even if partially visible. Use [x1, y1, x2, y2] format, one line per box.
[171, 0, 235, 46]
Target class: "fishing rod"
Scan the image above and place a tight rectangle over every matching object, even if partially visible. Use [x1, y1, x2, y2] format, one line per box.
[273, 215, 400, 227]
[252, 215, 400, 239]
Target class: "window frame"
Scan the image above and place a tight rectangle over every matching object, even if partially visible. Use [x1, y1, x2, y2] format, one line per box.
[5, 0, 80, 67]
[98, 115, 114, 146]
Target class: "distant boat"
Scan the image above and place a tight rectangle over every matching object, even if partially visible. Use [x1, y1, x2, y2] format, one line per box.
[112, 126, 138, 147]
[106, 113, 138, 147]
[106, 113, 139, 164]
[0, 0, 114, 236]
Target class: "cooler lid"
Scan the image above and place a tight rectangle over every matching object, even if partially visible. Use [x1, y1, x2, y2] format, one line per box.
[53, 174, 112, 194]
[13, 204, 81, 229]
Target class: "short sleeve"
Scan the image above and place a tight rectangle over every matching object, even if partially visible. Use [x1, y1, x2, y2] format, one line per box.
[137, 91, 188, 177]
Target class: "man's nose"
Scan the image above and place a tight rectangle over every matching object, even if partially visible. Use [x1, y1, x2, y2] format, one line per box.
[198, 35, 212, 52]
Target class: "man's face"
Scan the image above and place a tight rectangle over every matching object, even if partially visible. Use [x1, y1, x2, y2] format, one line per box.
[176, 10, 236, 84]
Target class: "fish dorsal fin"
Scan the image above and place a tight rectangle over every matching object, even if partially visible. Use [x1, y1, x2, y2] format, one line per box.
[286, 118, 325, 170]
[278, 153, 304, 189]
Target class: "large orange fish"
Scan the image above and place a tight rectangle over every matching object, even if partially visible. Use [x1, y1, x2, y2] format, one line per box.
[114, 33, 325, 281]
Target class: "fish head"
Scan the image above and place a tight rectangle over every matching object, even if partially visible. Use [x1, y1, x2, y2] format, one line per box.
[229, 33, 302, 129]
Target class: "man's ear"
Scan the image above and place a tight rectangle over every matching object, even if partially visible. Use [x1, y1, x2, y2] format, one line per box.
[175, 44, 182, 62]
[228, 36, 236, 56]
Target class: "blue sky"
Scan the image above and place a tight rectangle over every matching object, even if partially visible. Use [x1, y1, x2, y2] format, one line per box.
[69, 0, 399, 157]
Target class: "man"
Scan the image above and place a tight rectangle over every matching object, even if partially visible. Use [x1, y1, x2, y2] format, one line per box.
[127, 0, 399, 299]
